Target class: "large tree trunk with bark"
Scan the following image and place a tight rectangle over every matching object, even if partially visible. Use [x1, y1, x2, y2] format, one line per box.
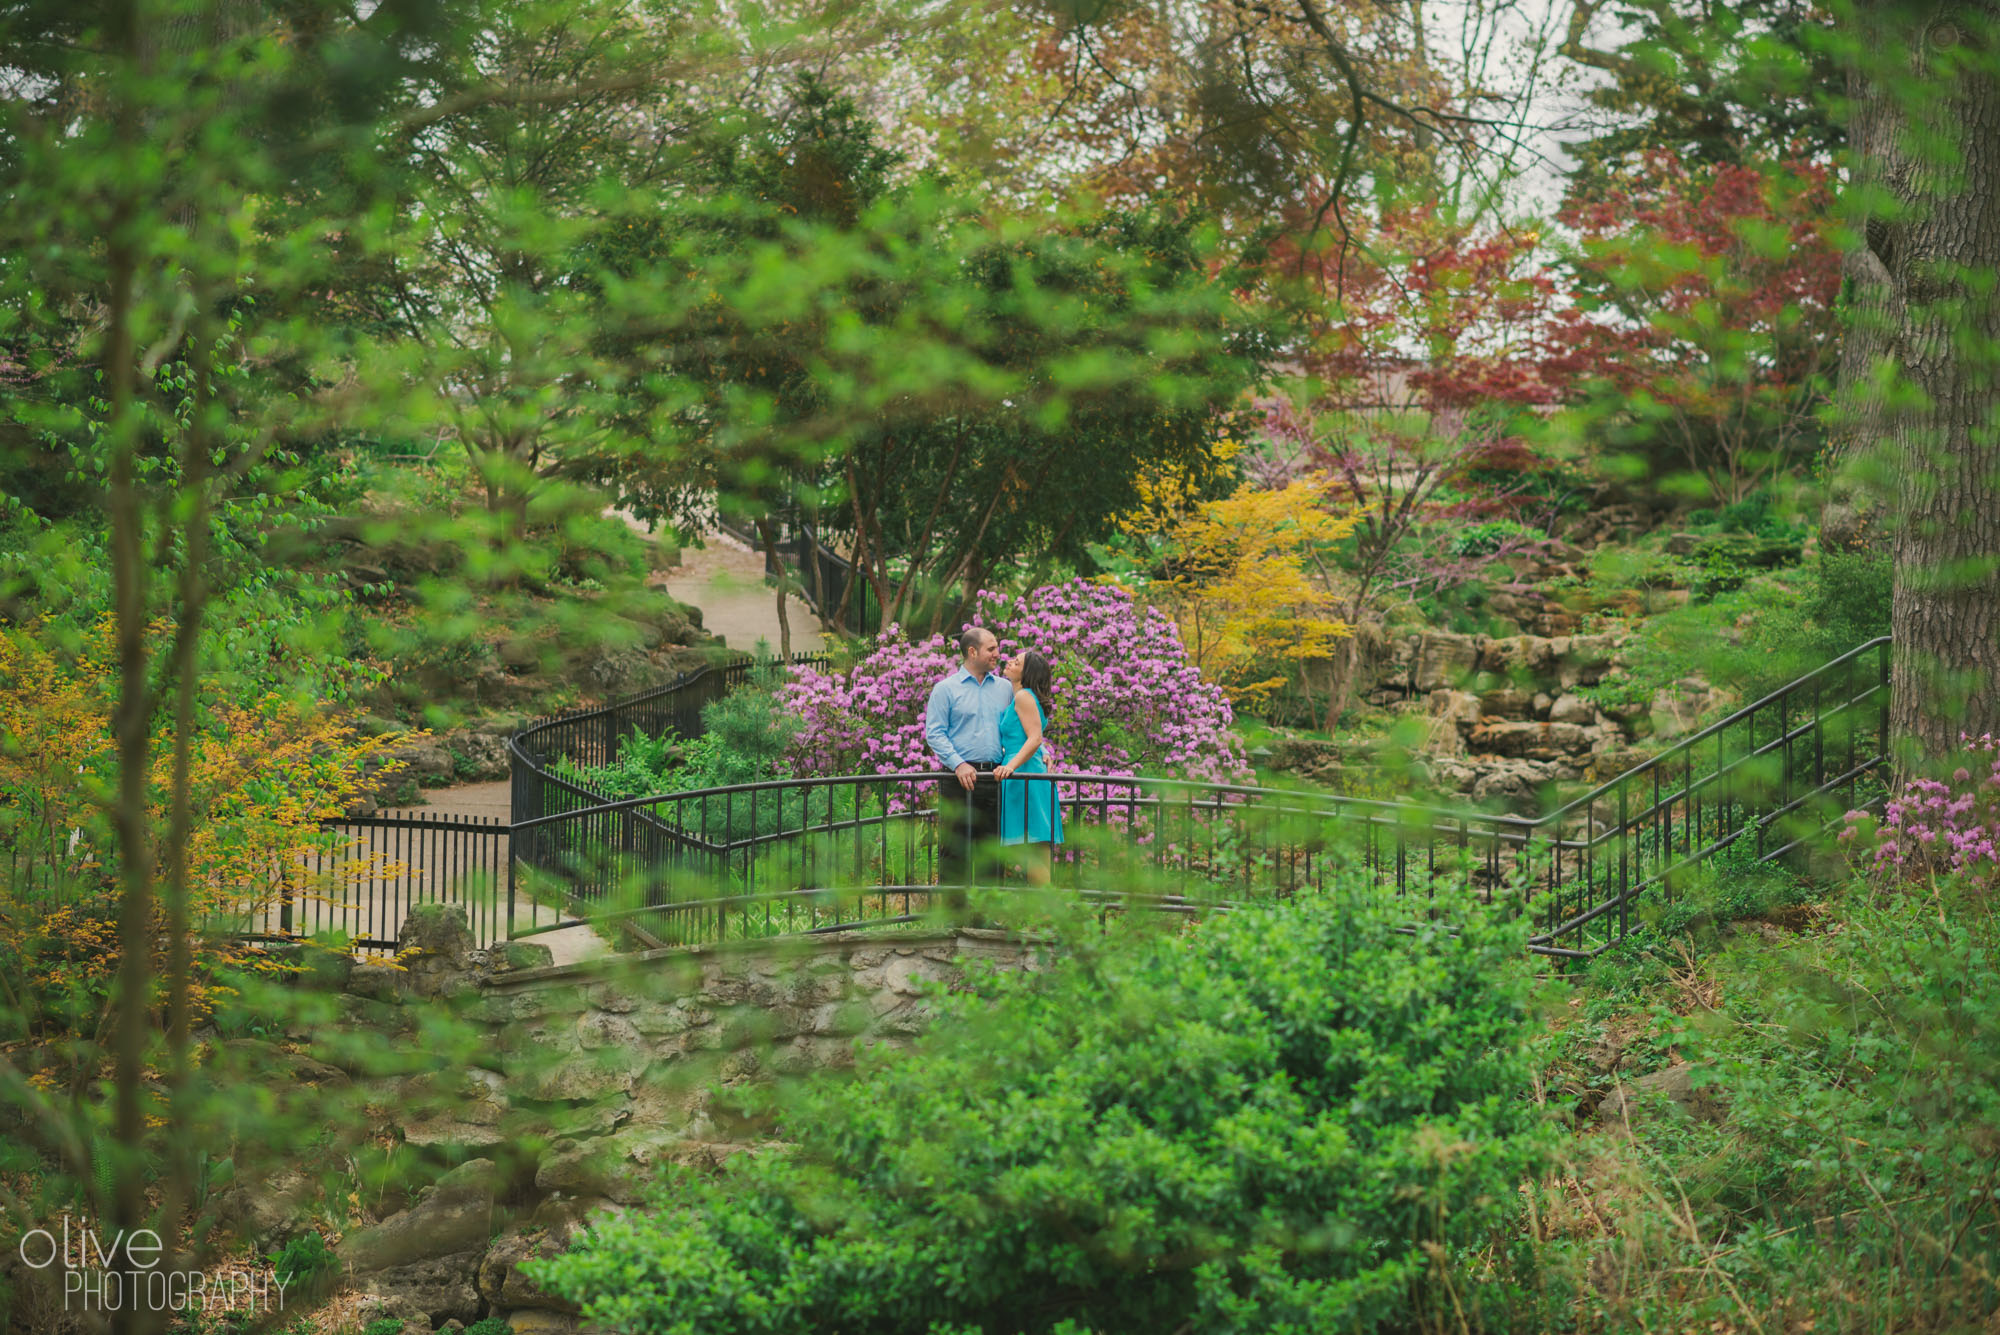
[1821, 56, 1897, 555]
[1855, 0, 2000, 762]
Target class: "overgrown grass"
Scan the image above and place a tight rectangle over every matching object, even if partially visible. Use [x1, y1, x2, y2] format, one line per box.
[1526, 866, 2000, 1332]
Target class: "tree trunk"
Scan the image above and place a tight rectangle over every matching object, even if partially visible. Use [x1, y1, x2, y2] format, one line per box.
[756, 515, 793, 663]
[1823, 50, 1898, 554]
[1857, 1, 2000, 763]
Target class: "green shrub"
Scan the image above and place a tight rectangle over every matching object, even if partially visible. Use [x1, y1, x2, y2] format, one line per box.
[1580, 846, 1812, 997]
[558, 662, 817, 845]
[531, 888, 1554, 1334]
[1684, 487, 1808, 543]
[268, 1230, 336, 1288]
[1448, 517, 1541, 557]
[1584, 547, 1891, 719]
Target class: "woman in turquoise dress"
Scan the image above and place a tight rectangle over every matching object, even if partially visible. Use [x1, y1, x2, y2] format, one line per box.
[996, 650, 1064, 883]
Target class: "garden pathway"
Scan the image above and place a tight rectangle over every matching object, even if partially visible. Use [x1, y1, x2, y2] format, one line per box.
[398, 782, 612, 967]
[389, 522, 820, 965]
[606, 508, 825, 656]
[651, 524, 826, 656]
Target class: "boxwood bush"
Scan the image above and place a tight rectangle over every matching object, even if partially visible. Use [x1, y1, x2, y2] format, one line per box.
[531, 885, 1552, 1334]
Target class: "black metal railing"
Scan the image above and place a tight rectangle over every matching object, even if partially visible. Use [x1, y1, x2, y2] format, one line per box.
[508, 771, 1538, 948]
[1520, 635, 1891, 956]
[0, 638, 1891, 961]
[509, 651, 834, 827]
[276, 811, 513, 951]
[3, 808, 520, 956]
[505, 637, 1893, 960]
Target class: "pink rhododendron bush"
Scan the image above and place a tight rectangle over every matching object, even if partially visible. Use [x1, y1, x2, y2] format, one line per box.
[1842, 733, 2000, 880]
[780, 581, 1250, 791]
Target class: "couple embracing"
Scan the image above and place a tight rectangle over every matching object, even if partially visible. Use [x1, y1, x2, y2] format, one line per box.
[923, 626, 1065, 887]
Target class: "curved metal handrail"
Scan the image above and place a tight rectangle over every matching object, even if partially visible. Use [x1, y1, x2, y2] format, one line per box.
[504, 638, 1894, 960]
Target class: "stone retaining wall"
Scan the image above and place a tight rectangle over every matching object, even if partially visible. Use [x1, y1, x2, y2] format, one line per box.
[298, 909, 1046, 1334]
[1272, 629, 1731, 807]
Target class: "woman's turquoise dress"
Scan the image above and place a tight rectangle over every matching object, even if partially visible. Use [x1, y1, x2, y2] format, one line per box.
[998, 690, 1064, 845]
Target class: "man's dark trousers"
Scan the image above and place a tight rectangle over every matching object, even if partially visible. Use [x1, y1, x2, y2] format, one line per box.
[938, 766, 1000, 900]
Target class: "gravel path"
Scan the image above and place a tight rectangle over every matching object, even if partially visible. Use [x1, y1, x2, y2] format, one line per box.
[653, 527, 825, 657]
[390, 524, 822, 964]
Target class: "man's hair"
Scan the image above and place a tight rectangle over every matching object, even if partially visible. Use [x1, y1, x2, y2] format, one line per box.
[959, 626, 992, 657]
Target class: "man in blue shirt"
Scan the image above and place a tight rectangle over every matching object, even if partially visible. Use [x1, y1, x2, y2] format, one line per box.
[926, 626, 1015, 892]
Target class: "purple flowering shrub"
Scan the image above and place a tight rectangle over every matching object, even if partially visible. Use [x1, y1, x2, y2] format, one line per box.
[1842, 734, 2000, 880]
[779, 581, 1250, 798]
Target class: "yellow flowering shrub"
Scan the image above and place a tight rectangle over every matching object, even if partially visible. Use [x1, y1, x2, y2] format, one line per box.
[1148, 480, 1360, 709]
[0, 621, 412, 1040]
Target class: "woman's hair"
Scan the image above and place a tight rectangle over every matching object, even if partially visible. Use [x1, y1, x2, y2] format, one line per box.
[1019, 650, 1054, 704]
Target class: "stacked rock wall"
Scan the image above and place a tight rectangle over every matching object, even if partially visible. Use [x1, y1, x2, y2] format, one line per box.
[1273, 629, 1732, 808]
[265, 911, 1047, 1334]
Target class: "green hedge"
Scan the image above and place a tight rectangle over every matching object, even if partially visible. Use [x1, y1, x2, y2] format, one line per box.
[532, 886, 1552, 1334]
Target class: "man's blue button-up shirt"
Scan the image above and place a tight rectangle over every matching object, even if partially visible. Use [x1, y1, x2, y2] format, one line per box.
[925, 667, 1014, 769]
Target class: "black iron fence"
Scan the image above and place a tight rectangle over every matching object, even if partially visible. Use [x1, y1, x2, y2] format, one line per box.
[278, 811, 515, 952]
[0, 639, 1892, 960]
[508, 637, 1893, 960]
[3, 808, 521, 955]
[1522, 635, 1889, 956]
[509, 651, 834, 825]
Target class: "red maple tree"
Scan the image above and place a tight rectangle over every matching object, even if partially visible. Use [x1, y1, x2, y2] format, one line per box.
[1543, 150, 1841, 505]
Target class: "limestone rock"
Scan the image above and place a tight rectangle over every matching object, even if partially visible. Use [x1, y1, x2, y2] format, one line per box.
[1477, 687, 1533, 721]
[215, 1166, 316, 1246]
[584, 648, 663, 696]
[1555, 634, 1621, 688]
[1588, 747, 1652, 782]
[519, 1050, 645, 1102]
[401, 904, 477, 971]
[445, 727, 513, 781]
[532, 1139, 616, 1199]
[473, 986, 573, 1023]
[1265, 737, 1343, 781]
[338, 1159, 498, 1273]
[1410, 632, 1480, 692]
[1547, 694, 1597, 726]
[477, 1230, 581, 1314]
[352, 1249, 484, 1326]
[499, 1313, 582, 1335]
[535, 1129, 684, 1204]
[494, 942, 556, 973]
[1468, 721, 1591, 761]
[627, 998, 713, 1038]
[575, 1011, 641, 1050]
[1479, 635, 1555, 678]
[387, 738, 456, 787]
[398, 1070, 511, 1148]
[347, 962, 414, 1003]
[1468, 760, 1570, 810]
[882, 954, 951, 997]
[581, 983, 640, 1014]
[530, 1195, 619, 1232]
[1596, 1062, 1724, 1124]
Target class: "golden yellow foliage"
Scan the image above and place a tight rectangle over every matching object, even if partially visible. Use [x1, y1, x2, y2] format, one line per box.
[1151, 480, 1360, 707]
[0, 626, 115, 849]
[0, 620, 413, 1036]
[1118, 433, 1246, 536]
